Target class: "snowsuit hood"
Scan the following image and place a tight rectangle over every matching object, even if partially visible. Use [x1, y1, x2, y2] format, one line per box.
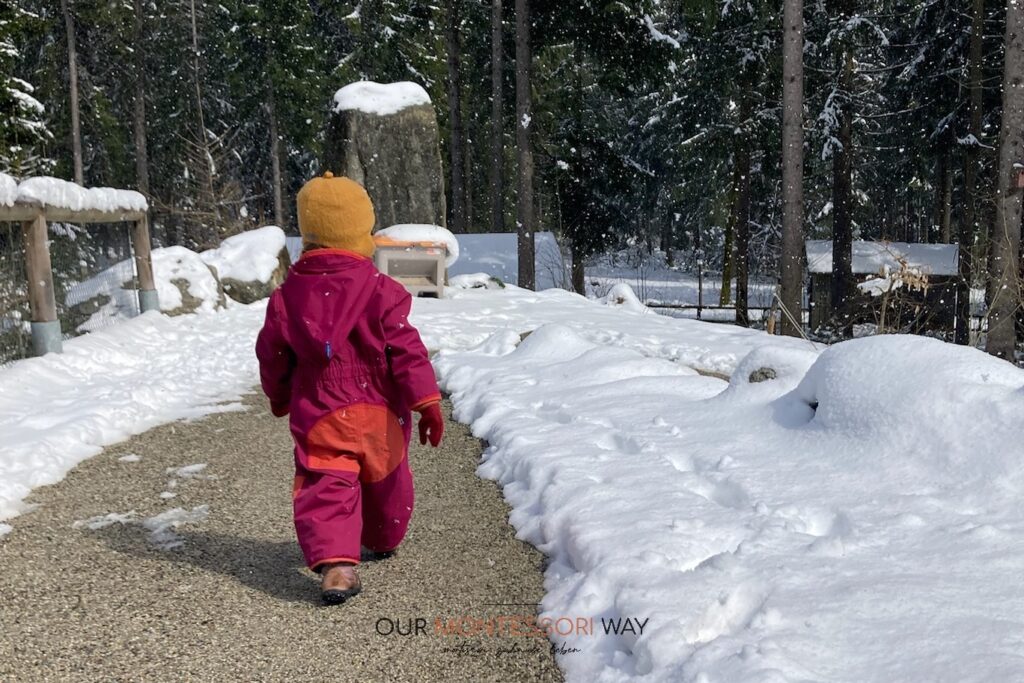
[279, 248, 378, 361]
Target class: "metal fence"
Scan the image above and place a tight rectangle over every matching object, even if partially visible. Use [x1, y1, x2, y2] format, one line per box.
[0, 221, 141, 366]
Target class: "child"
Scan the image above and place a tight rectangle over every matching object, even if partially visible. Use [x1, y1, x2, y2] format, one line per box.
[255, 172, 444, 605]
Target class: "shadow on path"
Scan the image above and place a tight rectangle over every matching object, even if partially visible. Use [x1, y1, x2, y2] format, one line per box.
[95, 525, 317, 604]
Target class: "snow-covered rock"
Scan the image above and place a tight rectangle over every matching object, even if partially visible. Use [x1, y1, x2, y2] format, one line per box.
[375, 223, 460, 267]
[154, 247, 226, 315]
[449, 273, 505, 290]
[201, 226, 290, 304]
[333, 80, 432, 115]
[601, 282, 647, 312]
[16, 176, 147, 213]
[0, 173, 17, 207]
[325, 81, 446, 229]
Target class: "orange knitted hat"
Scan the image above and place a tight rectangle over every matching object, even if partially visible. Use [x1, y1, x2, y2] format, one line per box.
[296, 172, 376, 257]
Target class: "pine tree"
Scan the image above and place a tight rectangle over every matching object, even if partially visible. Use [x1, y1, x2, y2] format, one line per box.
[0, 5, 53, 175]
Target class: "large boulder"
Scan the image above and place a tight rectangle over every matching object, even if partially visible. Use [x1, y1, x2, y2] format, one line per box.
[200, 226, 290, 304]
[324, 81, 446, 229]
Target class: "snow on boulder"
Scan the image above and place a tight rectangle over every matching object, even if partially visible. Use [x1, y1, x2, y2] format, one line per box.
[722, 344, 820, 401]
[333, 80, 432, 115]
[786, 335, 1024, 474]
[375, 224, 459, 267]
[200, 226, 290, 304]
[153, 247, 226, 316]
[0, 173, 17, 207]
[16, 176, 147, 213]
[601, 282, 647, 312]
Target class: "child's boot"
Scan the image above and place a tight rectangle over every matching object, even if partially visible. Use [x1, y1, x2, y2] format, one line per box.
[320, 563, 362, 605]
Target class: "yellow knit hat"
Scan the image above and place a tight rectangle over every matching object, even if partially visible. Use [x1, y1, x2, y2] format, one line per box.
[296, 172, 376, 257]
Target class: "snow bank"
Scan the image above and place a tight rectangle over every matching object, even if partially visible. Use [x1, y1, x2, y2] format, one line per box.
[0, 303, 263, 523]
[200, 225, 287, 283]
[16, 176, 147, 213]
[434, 322, 1024, 682]
[333, 81, 431, 116]
[376, 223, 460, 267]
[415, 285, 816, 377]
[0, 172, 17, 207]
[789, 335, 1024, 465]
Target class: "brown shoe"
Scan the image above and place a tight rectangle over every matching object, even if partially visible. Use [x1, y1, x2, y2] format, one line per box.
[320, 563, 362, 605]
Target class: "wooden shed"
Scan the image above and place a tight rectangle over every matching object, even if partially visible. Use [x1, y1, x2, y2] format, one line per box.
[805, 240, 960, 334]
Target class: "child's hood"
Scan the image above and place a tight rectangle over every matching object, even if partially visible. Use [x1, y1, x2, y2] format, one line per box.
[278, 249, 381, 359]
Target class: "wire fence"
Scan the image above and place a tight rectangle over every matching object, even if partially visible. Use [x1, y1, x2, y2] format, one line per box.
[0, 223, 30, 365]
[0, 221, 140, 366]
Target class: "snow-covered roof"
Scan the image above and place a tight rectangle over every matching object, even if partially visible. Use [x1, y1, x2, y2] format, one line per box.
[805, 240, 958, 276]
[333, 81, 431, 116]
[0, 173, 148, 214]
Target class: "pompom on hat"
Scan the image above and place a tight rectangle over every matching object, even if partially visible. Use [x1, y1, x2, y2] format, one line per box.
[297, 172, 376, 257]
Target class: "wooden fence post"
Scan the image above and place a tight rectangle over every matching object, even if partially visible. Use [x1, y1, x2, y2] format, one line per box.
[132, 214, 159, 312]
[22, 213, 63, 355]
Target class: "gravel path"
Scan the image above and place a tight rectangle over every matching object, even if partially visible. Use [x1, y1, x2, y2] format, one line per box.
[0, 397, 562, 682]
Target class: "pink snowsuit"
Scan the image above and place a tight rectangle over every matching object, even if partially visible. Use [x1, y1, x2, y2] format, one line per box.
[255, 248, 440, 570]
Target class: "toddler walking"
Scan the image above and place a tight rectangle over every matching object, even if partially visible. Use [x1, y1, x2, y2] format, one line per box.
[256, 172, 444, 605]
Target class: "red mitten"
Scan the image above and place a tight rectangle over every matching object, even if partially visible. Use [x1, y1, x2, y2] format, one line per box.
[417, 402, 444, 447]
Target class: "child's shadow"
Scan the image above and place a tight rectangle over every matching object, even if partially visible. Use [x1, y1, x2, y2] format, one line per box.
[95, 525, 318, 604]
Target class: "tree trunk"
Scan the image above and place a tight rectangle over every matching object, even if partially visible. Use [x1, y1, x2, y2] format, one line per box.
[490, 0, 505, 233]
[936, 143, 952, 243]
[571, 239, 585, 294]
[267, 78, 284, 227]
[719, 188, 734, 306]
[446, 0, 467, 233]
[515, 0, 535, 289]
[61, 0, 84, 185]
[988, 0, 1024, 359]
[958, 0, 984, 345]
[780, 0, 805, 336]
[132, 0, 149, 198]
[734, 144, 751, 327]
[188, 0, 217, 245]
[831, 47, 854, 333]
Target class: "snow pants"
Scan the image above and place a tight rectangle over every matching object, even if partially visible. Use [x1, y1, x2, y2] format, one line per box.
[292, 403, 414, 570]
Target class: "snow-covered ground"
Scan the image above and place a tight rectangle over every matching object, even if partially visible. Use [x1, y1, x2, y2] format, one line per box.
[435, 304, 1024, 681]
[2, 271, 1023, 682]
[0, 304, 264, 524]
[586, 250, 777, 309]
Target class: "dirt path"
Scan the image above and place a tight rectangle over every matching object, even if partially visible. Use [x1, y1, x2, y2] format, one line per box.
[0, 397, 562, 682]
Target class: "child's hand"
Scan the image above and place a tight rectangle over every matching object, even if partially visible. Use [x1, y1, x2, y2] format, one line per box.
[417, 402, 444, 447]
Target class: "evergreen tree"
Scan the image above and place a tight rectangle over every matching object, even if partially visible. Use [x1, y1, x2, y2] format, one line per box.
[0, 4, 53, 175]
